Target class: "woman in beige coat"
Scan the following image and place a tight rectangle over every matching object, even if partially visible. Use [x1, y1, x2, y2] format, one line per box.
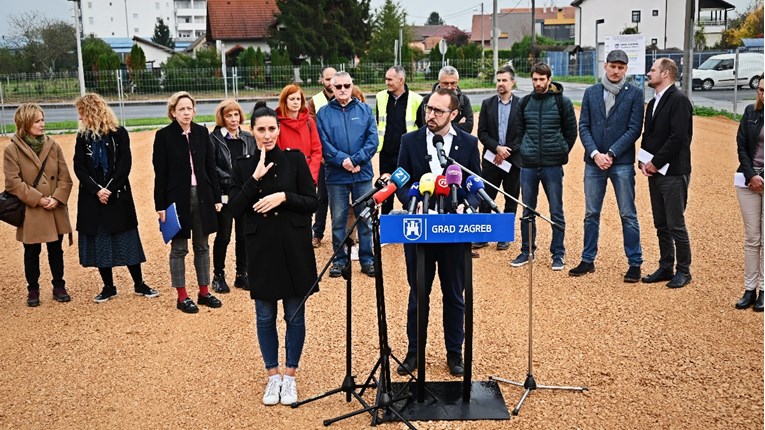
[4, 103, 73, 307]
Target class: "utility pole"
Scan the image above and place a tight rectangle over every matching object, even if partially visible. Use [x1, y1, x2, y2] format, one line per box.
[492, 0, 498, 72]
[481, 3, 485, 51]
[68, 0, 86, 96]
[531, 0, 536, 51]
[681, 0, 695, 99]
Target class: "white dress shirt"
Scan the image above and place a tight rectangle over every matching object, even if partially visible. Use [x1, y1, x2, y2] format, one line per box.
[425, 126, 457, 175]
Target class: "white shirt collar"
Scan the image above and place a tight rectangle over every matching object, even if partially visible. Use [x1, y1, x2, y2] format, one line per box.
[425, 126, 457, 175]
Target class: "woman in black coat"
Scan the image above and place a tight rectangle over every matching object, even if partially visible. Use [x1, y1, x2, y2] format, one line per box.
[74, 93, 157, 302]
[229, 101, 318, 406]
[153, 91, 223, 314]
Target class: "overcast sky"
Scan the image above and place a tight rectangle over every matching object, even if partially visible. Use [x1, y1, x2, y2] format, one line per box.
[0, 0, 755, 39]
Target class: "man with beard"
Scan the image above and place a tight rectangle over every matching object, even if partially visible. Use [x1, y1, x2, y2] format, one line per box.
[569, 50, 644, 282]
[394, 88, 481, 377]
[510, 62, 578, 271]
[640, 58, 693, 289]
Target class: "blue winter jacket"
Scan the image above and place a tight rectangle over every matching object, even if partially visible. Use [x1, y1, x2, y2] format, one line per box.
[316, 97, 379, 185]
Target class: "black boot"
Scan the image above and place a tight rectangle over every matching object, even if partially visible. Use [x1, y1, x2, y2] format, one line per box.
[753, 291, 764, 312]
[735, 290, 756, 309]
[234, 272, 250, 291]
[212, 273, 230, 294]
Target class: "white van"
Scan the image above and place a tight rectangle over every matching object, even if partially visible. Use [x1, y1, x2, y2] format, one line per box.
[692, 52, 763, 91]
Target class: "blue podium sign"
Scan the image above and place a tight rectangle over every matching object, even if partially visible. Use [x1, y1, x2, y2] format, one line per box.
[380, 213, 515, 244]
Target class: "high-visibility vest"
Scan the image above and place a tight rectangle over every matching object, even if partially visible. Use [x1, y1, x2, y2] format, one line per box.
[312, 91, 330, 113]
[375, 90, 423, 152]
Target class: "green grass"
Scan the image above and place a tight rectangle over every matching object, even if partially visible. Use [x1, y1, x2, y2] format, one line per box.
[693, 105, 742, 121]
[2, 114, 219, 134]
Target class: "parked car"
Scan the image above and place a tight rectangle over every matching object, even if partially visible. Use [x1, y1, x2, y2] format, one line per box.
[692, 52, 764, 91]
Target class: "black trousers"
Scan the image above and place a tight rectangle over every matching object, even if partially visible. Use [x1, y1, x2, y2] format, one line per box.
[312, 163, 329, 239]
[24, 235, 65, 291]
[213, 204, 246, 276]
[379, 153, 398, 215]
[480, 159, 520, 214]
[648, 174, 692, 274]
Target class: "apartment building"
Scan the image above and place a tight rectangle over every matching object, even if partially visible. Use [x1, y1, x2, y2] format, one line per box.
[78, 0, 206, 40]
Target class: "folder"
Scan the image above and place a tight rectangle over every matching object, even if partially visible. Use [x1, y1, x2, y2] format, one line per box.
[159, 202, 181, 244]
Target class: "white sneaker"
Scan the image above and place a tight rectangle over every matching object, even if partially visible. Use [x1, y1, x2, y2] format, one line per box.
[350, 244, 359, 261]
[280, 375, 298, 405]
[262, 375, 281, 406]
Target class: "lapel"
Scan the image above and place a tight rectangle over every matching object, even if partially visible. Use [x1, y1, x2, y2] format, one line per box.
[447, 129, 463, 163]
[652, 84, 675, 119]
[489, 95, 499, 132]
[506, 94, 519, 137]
[595, 83, 607, 118]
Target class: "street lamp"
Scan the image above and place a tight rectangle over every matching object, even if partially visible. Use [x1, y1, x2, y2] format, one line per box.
[67, 0, 86, 96]
[595, 18, 604, 78]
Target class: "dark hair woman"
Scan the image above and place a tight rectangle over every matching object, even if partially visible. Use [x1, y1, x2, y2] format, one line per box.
[74, 93, 158, 303]
[229, 101, 318, 406]
[4, 103, 73, 307]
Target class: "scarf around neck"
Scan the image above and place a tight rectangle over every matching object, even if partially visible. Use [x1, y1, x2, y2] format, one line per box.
[601, 75, 625, 117]
[23, 135, 45, 155]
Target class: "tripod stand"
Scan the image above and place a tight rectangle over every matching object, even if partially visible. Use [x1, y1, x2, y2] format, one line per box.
[446, 156, 588, 416]
[291, 214, 376, 414]
[323, 203, 418, 429]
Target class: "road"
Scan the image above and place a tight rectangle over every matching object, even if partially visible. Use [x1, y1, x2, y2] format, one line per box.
[5, 77, 757, 125]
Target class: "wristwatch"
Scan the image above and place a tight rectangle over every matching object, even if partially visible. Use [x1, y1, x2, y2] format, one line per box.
[607, 150, 616, 160]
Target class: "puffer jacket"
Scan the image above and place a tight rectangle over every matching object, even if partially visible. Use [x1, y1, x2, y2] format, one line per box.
[512, 81, 578, 167]
[210, 126, 256, 195]
[315, 97, 379, 185]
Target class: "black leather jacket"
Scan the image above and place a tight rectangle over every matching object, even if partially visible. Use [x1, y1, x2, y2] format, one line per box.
[210, 126, 256, 194]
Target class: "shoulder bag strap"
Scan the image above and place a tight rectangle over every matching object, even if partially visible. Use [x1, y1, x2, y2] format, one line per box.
[31, 154, 50, 188]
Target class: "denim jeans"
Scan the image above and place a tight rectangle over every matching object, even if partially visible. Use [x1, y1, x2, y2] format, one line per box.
[312, 163, 329, 240]
[327, 181, 374, 266]
[582, 163, 643, 266]
[255, 297, 306, 370]
[648, 174, 692, 275]
[520, 166, 565, 258]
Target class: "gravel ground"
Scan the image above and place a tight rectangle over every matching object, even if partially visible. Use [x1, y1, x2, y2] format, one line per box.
[0, 112, 761, 430]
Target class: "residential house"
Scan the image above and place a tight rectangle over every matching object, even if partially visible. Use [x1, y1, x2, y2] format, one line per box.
[409, 25, 463, 53]
[471, 6, 575, 49]
[205, 0, 277, 56]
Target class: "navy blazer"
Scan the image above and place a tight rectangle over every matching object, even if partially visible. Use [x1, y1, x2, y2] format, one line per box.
[477, 94, 522, 168]
[395, 126, 481, 209]
[641, 84, 693, 175]
[579, 81, 644, 166]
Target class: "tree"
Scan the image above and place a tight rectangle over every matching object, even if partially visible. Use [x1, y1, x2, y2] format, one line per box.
[737, 4, 764, 39]
[82, 36, 119, 71]
[620, 25, 639, 35]
[7, 11, 77, 73]
[366, 0, 411, 63]
[152, 18, 175, 50]
[444, 28, 470, 46]
[694, 23, 707, 50]
[426, 12, 444, 25]
[717, 3, 764, 48]
[128, 44, 146, 71]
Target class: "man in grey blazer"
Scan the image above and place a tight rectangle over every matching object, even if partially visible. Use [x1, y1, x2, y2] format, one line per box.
[568, 50, 644, 282]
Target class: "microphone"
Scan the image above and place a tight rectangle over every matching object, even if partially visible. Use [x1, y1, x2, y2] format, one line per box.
[434, 175, 449, 214]
[432, 134, 448, 168]
[389, 166, 411, 189]
[407, 182, 421, 214]
[466, 175, 500, 213]
[351, 177, 387, 208]
[372, 183, 397, 205]
[445, 164, 462, 210]
[419, 173, 435, 213]
[457, 188, 475, 214]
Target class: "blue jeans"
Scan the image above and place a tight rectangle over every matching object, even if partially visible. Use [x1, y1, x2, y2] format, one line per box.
[520, 166, 565, 259]
[255, 297, 305, 370]
[327, 181, 374, 266]
[582, 163, 643, 266]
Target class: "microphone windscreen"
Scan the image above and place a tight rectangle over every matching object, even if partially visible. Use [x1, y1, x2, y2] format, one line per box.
[434, 175, 449, 196]
[408, 182, 421, 199]
[445, 164, 462, 186]
[432, 134, 444, 146]
[372, 183, 398, 205]
[465, 175, 485, 194]
[419, 173, 435, 195]
[389, 166, 411, 188]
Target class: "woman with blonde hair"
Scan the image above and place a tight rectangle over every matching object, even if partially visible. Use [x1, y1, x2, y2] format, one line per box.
[153, 91, 223, 313]
[209, 98, 255, 293]
[74, 93, 158, 303]
[4, 103, 73, 307]
[275, 85, 322, 184]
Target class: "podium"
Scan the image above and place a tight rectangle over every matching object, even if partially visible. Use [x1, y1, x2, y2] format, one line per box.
[379, 213, 514, 422]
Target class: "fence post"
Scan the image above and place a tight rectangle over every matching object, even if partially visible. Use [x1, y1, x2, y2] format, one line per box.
[0, 80, 6, 136]
[233, 67, 239, 100]
[733, 47, 740, 116]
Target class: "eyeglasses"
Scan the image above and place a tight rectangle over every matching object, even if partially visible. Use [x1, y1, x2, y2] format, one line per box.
[333, 83, 352, 90]
[424, 106, 452, 118]
[757, 88, 764, 93]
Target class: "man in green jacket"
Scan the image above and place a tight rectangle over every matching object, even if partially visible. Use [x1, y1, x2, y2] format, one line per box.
[510, 62, 578, 271]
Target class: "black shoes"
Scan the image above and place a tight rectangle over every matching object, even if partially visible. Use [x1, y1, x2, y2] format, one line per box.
[329, 264, 343, 278]
[396, 352, 417, 376]
[94, 286, 117, 303]
[624, 266, 641, 283]
[641, 268, 674, 283]
[234, 272, 250, 291]
[446, 352, 464, 376]
[471, 242, 488, 249]
[666, 272, 692, 289]
[361, 264, 376, 277]
[754, 291, 764, 312]
[27, 290, 40, 307]
[496, 242, 510, 251]
[212, 274, 230, 294]
[735, 290, 757, 309]
[134, 283, 160, 298]
[52, 287, 71, 302]
[198, 293, 223, 308]
[177, 297, 199, 313]
[568, 261, 595, 277]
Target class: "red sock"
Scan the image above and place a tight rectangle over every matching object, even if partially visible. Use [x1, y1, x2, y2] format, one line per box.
[199, 285, 209, 296]
[176, 287, 188, 302]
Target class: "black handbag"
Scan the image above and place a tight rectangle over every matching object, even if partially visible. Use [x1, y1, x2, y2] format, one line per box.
[0, 154, 50, 227]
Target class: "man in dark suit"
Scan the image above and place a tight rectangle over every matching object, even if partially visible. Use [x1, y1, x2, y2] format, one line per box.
[640, 58, 694, 289]
[473, 65, 522, 252]
[394, 88, 482, 377]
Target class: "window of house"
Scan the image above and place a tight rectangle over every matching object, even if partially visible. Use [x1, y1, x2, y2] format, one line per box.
[631, 11, 641, 23]
[651, 38, 658, 45]
[134, 28, 140, 33]
[87, 2, 92, 8]
[110, 17, 114, 22]
[652, 10, 659, 17]
[88, 17, 94, 25]
[133, 13, 138, 18]
[155, 2, 160, 9]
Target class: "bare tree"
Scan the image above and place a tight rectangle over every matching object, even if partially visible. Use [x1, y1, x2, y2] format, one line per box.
[8, 11, 77, 73]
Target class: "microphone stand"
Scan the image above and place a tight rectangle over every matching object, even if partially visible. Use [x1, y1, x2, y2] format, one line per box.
[446, 156, 588, 416]
[323, 202, 418, 429]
